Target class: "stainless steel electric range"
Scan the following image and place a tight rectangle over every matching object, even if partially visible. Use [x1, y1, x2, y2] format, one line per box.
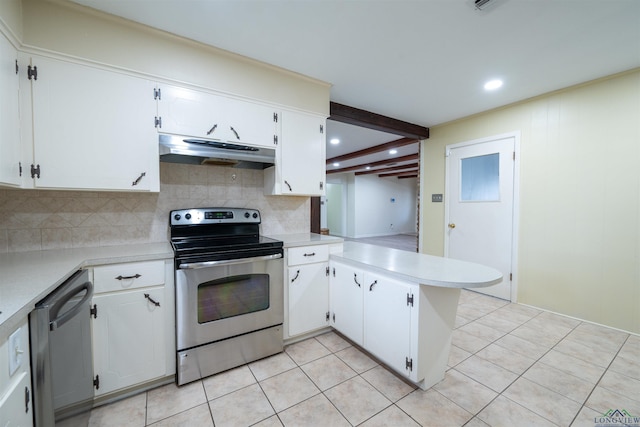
[170, 207, 284, 385]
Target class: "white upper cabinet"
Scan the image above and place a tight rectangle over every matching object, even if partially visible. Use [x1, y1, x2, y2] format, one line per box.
[156, 83, 279, 148]
[19, 54, 159, 191]
[0, 33, 21, 187]
[264, 110, 326, 196]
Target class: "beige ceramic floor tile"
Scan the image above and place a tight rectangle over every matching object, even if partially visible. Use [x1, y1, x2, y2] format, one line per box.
[554, 337, 618, 368]
[455, 355, 518, 393]
[147, 403, 213, 427]
[314, 331, 352, 353]
[459, 290, 483, 304]
[523, 362, 595, 404]
[433, 369, 498, 414]
[493, 333, 549, 359]
[359, 405, 420, 427]
[451, 329, 492, 354]
[448, 344, 472, 368]
[597, 369, 640, 402]
[253, 415, 283, 427]
[572, 406, 605, 427]
[609, 353, 640, 381]
[278, 393, 350, 427]
[285, 338, 331, 365]
[396, 388, 472, 427]
[532, 310, 581, 329]
[475, 311, 521, 334]
[208, 383, 274, 426]
[618, 334, 640, 360]
[335, 346, 378, 373]
[510, 323, 568, 349]
[86, 392, 146, 427]
[324, 376, 392, 425]
[146, 381, 207, 425]
[361, 365, 416, 402]
[248, 352, 297, 381]
[502, 377, 582, 426]
[477, 395, 556, 427]
[475, 343, 537, 375]
[571, 322, 629, 347]
[538, 349, 606, 384]
[455, 314, 473, 329]
[260, 368, 320, 412]
[585, 386, 640, 415]
[201, 365, 256, 401]
[457, 321, 506, 342]
[463, 417, 491, 427]
[301, 353, 358, 391]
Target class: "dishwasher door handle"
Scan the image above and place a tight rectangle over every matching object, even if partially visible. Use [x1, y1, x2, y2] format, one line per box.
[49, 281, 94, 331]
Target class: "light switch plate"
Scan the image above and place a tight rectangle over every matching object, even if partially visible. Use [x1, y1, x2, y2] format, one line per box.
[8, 328, 22, 376]
[432, 194, 443, 202]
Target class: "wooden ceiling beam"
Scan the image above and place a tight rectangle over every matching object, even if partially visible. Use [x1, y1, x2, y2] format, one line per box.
[329, 102, 429, 139]
[326, 137, 417, 164]
[355, 163, 419, 176]
[379, 170, 419, 178]
[327, 153, 418, 174]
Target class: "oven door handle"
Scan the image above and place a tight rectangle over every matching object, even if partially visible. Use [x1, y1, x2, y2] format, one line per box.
[178, 253, 283, 269]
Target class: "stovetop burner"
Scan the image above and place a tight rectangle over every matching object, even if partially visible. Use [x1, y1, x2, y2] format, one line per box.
[169, 208, 283, 264]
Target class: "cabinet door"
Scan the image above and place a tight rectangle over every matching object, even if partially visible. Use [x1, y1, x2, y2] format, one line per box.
[92, 287, 166, 396]
[288, 263, 329, 336]
[158, 83, 277, 148]
[29, 55, 158, 191]
[0, 33, 21, 187]
[279, 110, 326, 195]
[363, 273, 413, 377]
[329, 261, 364, 345]
[0, 371, 32, 427]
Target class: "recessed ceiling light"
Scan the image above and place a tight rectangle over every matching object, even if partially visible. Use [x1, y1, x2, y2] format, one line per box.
[366, 166, 371, 170]
[333, 162, 340, 167]
[484, 79, 503, 91]
[330, 138, 340, 145]
[389, 149, 398, 155]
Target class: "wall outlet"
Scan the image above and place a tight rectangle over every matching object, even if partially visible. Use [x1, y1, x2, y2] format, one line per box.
[432, 194, 443, 203]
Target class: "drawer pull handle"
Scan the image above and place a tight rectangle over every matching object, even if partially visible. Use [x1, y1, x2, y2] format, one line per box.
[354, 274, 361, 287]
[144, 293, 160, 307]
[369, 280, 377, 291]
[303, 252, 316, 257]
[291, 270, 300, 283]
[115, 274, 141, 281]
[206, 124, 217, 135]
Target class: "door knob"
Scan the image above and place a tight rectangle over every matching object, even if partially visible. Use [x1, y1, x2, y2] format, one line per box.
[448, 223, 456, 229]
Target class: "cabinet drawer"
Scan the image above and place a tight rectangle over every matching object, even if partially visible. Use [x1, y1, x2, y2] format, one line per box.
[93, 260, 165, 294]
[288, 245, 329, 266]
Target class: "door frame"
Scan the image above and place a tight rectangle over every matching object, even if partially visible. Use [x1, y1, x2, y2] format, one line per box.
[444, 131, 521, 302]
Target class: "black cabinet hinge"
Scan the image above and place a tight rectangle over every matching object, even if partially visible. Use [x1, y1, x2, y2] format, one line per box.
[319, 182, 324, 190]
[332, 267, 335, 277]
[273, 112, 278, 122]
[407, 293, 414, 307]
[274, 135, 278, 145]
[30, 164, 40, 179]
[93, 375, 100, 390]
[27, 65, 37, 80]
[326, 266, 329, 276]
[509, 273, 513, 281]
[90, 304, 97, 319]
[155, 116, 162, 128]
[15, 60, 18, 75]
[19, 162, 22, 177]
[154, 87, 161, 100]
[326, 311, 330, 322]
[406, 357, 413, 371]
[320, 124, 324, 134]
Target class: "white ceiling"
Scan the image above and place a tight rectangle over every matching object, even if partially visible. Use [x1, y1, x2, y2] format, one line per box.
[71, 0, 640, 173]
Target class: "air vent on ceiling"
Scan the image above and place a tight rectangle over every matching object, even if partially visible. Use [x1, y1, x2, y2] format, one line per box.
[469, 0, 503, 12]
[474, 0, 493, 9]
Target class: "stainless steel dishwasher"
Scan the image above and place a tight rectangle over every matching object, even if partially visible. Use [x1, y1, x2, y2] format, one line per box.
[30, 269, 94, 427]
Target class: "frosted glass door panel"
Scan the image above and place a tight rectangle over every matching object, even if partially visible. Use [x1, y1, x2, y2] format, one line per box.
[460, 153, 499, 201]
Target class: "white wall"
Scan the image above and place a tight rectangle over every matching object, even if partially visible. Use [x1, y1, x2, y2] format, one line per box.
[420, 69, 640, 334]
[327, 173, 417, 238]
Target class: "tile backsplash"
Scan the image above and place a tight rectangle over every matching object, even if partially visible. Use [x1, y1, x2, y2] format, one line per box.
[0, 163, 310, 254]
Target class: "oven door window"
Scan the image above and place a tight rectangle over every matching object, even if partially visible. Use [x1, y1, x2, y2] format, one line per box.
[197, 274, 270, 323]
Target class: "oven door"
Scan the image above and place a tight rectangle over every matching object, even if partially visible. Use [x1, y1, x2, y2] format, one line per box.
[175, 253, 283, 351]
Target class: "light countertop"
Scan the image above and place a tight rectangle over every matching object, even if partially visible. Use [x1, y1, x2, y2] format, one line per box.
[0, 242, 173, 339]
[267, 233, 344, 248]
[333, 241, 503, 289]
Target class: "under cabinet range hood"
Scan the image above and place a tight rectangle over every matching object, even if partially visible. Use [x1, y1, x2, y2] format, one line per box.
[159, 134, 275, 169]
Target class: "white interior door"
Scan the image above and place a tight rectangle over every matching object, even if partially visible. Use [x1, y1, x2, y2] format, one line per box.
[445, 134, 517, 300]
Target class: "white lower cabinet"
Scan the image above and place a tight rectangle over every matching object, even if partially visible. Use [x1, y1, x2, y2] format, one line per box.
[285, 245, 330, 338]
[91, 260, 175, 397]
[0, 320, 33, 427]
[329, 260, 364, 346]
[363, 272, 415, 380]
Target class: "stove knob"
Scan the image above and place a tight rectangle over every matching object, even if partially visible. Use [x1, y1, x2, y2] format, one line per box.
[244, 212, 250, 218]
[252, 212, 258, 219]
[174, 214, 181, 221]
[185, 213, 192, 220]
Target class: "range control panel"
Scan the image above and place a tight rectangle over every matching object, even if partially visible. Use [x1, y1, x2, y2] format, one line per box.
[170, 207, 261, 226]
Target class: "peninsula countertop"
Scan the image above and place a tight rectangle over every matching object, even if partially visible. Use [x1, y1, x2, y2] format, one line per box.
[0, 242, 174, 339]
[332, 241, 503, 288]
